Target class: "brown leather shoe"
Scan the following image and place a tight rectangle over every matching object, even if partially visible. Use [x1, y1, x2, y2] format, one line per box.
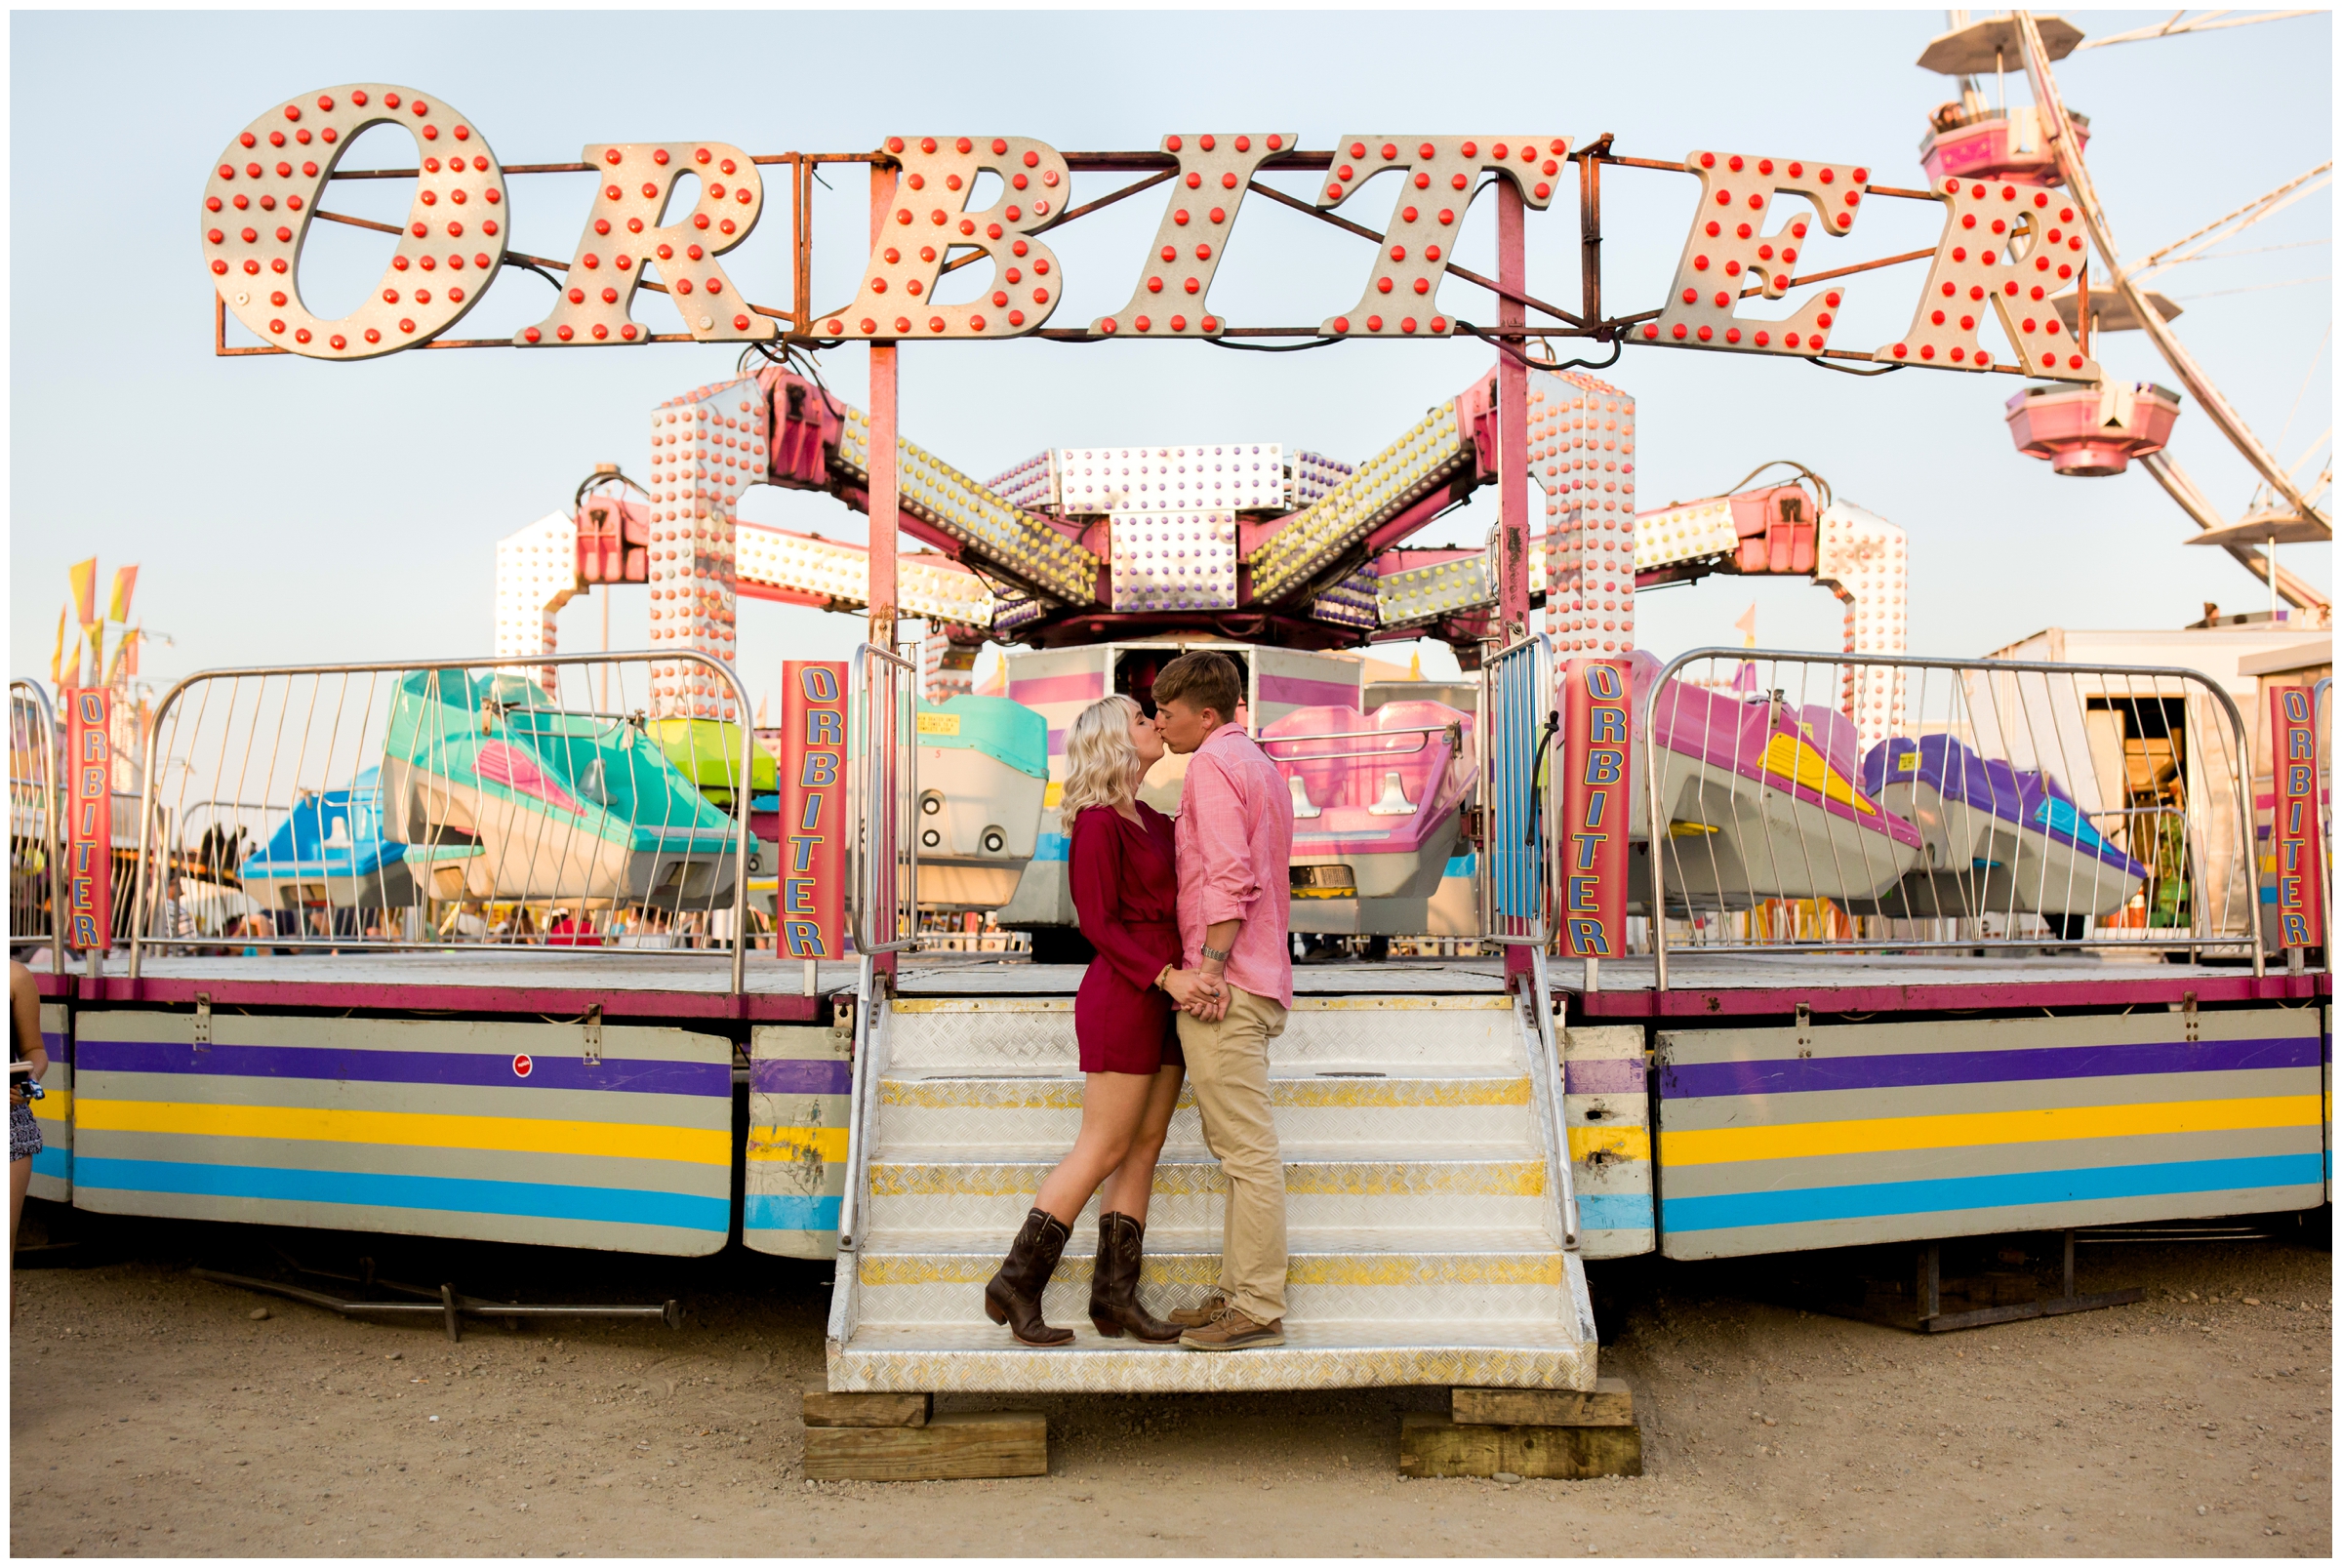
[1166, 1291, 1227, 1329]
[983, 1207, 1073, 1347]
[1087, 1212, 1182, 1344]
[1178, 1304, 1284, 1351]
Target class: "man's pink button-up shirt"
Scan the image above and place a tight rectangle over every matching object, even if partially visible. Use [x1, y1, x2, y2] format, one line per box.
[1175, 722, 1294, 1009]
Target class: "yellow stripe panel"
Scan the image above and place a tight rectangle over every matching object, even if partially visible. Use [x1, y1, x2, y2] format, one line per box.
[1662, 1094, 2322, 1167]
[32, 1088, 72, 1121]
[746, 1126, 849, 1163]
[1569, 1125, 1651, 1162]
[76, 1100, 728, 1166]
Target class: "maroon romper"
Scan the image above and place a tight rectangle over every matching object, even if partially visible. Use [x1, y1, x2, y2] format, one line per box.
[1069, 802, 1187, 1076]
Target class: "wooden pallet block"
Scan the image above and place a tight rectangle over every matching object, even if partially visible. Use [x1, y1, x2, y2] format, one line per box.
[802, 1390, 932, 1427]
[1453, 1378, 1634, 1427]
[1399, 1412, 1642, 1480]
[803, 1411, 1048, 1482]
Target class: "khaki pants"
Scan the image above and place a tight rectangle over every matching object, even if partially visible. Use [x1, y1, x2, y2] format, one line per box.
[1176, 984, 1288, 1322]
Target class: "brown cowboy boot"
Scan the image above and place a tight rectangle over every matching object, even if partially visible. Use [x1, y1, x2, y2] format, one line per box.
[1087, 1212, 1183, 1343]
[983, 1207, 1074, 1347]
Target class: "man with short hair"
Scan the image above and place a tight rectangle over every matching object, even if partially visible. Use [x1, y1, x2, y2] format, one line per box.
[1150, 650, 1294, 1352]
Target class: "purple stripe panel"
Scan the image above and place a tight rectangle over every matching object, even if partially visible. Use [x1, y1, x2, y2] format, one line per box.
[1661, 1034, 2322, 1102]
[1010, 672, 1106, 706]
[1565, 1057, 1646, 1096]
[750, 1058, 853, 1095]
[78, 1038, 729, 1097]
[1258, 674, 1360, 710]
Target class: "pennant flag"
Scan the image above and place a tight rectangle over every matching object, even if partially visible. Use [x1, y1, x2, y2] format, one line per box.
[50, 606, 72, 688]
[107, 564, 139, 624]
[1733, 603, 1758, 649]
[67, 557, 99, 626]
[102, 628, 137, 689]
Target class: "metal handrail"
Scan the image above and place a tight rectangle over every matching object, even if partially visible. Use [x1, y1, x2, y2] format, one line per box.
[846, 643, 920, 957]
[1642, 646, 2268, 989]
[1259, 722, 1459, 764]
[127, 650, 756, 993]
[8, 679, 62, 972]
[1523, 949, 1581, 1252]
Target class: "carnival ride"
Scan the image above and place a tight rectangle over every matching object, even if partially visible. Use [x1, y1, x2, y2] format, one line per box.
[375, 667, 740, 905]
[7, 17, 2323, 1405]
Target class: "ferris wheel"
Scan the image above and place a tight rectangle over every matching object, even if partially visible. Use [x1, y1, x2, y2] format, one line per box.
[1916, 9, 2331, 620]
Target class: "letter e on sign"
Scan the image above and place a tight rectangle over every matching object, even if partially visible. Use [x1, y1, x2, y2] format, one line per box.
[1650, 151, 1866, 356]
[205, 84, 508, 359]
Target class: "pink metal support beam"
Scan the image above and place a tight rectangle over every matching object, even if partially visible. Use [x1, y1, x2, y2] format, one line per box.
[1495, 180, 1540, 985]
[867, 164, 902, 654]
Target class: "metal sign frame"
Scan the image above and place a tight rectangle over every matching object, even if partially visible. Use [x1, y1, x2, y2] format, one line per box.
[204, 83, 2104, 383]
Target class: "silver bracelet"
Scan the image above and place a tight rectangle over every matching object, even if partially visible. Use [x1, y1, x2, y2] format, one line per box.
[1200, 943, 1232, 963]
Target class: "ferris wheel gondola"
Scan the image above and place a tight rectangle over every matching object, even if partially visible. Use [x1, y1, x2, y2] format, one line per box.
[1918, 10, 2331, 620]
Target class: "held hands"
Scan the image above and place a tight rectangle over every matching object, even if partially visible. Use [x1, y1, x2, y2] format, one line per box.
[1159, 967, 1228, 1021]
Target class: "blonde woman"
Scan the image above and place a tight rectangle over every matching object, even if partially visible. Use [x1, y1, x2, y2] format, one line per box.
[982, 695, 1222, 1346]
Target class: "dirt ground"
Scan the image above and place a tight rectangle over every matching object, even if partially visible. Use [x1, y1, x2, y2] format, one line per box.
[8, 1207, 2331, 1558]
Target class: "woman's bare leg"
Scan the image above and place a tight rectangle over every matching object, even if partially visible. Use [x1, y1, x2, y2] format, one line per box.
[1096, 1064, 1185, 1228]
[1030, 1072, 1157, 1226]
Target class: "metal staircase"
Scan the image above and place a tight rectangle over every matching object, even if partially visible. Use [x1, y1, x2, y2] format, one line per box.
[824, 987, 1597, 1394]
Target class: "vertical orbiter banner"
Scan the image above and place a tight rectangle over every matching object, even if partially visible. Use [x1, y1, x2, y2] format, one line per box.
[66, 687, 113, 951]
[1561, 659, 1630, 958]
[779, 661, 848, 960]
[2269, 685, 2324, 949]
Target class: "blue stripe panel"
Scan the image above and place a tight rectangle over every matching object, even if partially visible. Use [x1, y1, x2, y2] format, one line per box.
[78, 1039, 728, 1097]
[1663, 1152, 2323, 1233]
[1034, 831, 1070, 864]
[750, 1059, 853, 1095]
[75, 1156, 729, 1232]
[1578, 1192, 1653, 1230]
[1443, 854, 1475, 878]
[745, 1193, 841, 1230]
[31, 1146, 71, 1183]
[1662, 1034, 2322, 1100]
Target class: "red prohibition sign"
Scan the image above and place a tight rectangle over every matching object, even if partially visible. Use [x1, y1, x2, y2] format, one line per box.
[512, 1054, 534, 1078]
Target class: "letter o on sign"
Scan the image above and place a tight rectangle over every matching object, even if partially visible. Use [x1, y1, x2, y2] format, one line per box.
[203, 83, 508, 360]
[512, 1054, 534, 1078]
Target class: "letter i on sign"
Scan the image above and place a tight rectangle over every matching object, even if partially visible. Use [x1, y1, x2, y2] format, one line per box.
[779, 661, 849, 960]
[1560, 660, 1630, 960]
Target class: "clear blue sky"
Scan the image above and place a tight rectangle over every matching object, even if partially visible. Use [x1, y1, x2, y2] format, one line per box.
[9, 9, 2331, 712]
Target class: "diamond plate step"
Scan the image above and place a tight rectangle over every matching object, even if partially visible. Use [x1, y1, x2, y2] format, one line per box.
[827, 1317, 1599, 1394]
[886, 994, 1520, 1072]
[872, 1069, 1538, 1156]
[864, 1152, 1551, 1236]
[852, 1227, 1569, 1326]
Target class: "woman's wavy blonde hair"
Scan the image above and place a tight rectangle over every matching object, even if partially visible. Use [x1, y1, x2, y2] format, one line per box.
[1057, 694, 1146, 819]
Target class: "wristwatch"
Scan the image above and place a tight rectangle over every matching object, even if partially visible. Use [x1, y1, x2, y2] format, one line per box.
[1200, 943, 1232, 963]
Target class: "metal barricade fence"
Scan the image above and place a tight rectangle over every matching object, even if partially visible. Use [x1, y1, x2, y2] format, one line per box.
[126, 651, 757, 991]
[8, 680, 61, 968]
[1640, 648, 2265, 987]
[1477, 634, 1555, 947]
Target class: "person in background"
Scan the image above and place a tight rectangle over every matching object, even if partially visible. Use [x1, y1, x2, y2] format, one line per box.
[10, 959, 50, 1287]
[1151, 650, 1296, 1353]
